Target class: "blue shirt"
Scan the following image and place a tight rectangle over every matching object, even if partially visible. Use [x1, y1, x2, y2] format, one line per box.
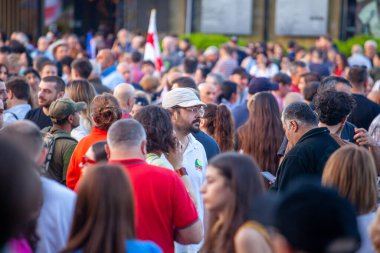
[232, 100, 249, 129]
[74, 240, 162, 253]
[126, 240, 162, 253]
[101, 65, 125, 90]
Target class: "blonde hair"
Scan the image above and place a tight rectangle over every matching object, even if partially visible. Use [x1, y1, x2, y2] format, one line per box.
[140, 75, 160, 93]
[66, 80, 96, 131]
[322, 145, 378, 215]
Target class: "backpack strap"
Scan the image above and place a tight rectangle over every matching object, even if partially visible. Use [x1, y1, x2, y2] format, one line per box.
[6, 111, 18, 120]
[42, 131, 77, 174]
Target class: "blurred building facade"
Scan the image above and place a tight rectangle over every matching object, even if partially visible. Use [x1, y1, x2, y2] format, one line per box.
[0, 0, 374, 43]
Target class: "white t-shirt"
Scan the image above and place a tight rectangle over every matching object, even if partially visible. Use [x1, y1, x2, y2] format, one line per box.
[36, 177, 77, 253]
[357, 212, 376, 253]
[249, 63, 279, 78]
[175, 134, 208, 253]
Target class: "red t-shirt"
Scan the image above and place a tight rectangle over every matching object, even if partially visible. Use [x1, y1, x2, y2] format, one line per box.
[66, 127, 108, 190]
[110, 159, 199, 253]
[291, 83, 300, 93]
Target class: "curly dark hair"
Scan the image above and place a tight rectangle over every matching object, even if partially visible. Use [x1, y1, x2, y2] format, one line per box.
[314, 90, 356, 126]
[134, 105, 176, 153]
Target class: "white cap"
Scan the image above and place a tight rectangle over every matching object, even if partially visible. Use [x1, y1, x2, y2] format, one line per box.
[203, 46, 219, 56]
[162, 88, 206, 109]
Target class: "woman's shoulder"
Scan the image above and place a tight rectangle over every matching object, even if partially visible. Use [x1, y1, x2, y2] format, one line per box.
[126, 240, 162, 253]
[234, 221, 273, 253]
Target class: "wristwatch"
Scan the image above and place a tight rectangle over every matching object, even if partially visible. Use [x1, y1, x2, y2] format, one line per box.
[176, 167, 188, 177]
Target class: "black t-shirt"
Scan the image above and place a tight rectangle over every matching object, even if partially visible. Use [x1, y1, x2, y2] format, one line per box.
[25, 107, 52, 129]
[348, 94, 380, 130]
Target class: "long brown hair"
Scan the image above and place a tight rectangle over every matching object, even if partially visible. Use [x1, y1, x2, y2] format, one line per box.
[203, 103, 235, 152]
[201, 153, 265, 253]
[61, 164, 135, 253]
[322, 145, 378, 215]
[66, 79, 96, 130]
[237, 92, 284, 175]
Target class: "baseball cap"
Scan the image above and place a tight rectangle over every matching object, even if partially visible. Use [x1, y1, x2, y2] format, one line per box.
[274, 179, 361, 253]
[49, 98, 86, 123]
[230, 36, 238, 43]
[248, 77, 278, 95]
[162, 88, 206, 109]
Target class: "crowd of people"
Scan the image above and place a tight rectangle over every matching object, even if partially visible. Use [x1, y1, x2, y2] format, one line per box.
[2, 28, 380, 253]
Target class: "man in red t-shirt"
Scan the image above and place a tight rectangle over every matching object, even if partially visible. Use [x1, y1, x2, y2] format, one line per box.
[107, 119, 202, 253]
[289, 61, 308, 93]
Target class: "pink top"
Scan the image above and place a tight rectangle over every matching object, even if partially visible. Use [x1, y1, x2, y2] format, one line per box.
[8, 238, 32, 253]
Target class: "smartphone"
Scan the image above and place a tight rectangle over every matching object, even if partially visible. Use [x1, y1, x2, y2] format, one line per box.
[261, 171, 276, 184]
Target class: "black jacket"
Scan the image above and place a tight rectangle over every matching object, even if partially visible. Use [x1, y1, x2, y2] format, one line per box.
[348, 94, 380, 130]
[272, 127, 340, 192]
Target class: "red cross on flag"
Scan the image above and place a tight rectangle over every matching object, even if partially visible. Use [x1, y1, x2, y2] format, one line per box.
[144, 9, 163, 73]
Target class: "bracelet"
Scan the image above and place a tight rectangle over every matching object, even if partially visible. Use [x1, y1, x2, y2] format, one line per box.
[176, 167, 188, 177]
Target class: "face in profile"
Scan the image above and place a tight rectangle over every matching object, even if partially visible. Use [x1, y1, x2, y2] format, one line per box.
[38, 81, 59, 108]
[201, 165, 233, 213]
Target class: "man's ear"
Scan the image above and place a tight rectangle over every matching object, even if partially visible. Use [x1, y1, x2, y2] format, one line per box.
[200, 118, 206, 128]
[105, 144, 111, 159]
[7, 90, 13, 100]
[290, 120, 299, 132]
[57, 91, 65, 99]
[169, 108, 178, 121]
[140, 139, 147, 156]
[67, 114, 74, 124]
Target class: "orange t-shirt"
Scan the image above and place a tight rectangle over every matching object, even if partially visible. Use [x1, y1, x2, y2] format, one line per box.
[66, 127, 108, 190]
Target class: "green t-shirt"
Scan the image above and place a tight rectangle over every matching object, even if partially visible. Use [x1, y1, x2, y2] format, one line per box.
[146, 153, 174, 170]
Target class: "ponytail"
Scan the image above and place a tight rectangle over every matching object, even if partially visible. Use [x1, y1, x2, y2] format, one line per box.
[214, 104, 235, 152]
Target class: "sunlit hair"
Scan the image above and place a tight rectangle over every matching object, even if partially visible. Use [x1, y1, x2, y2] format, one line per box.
[62, 164, 135, 253]
[203, 103, 235, 152]
[237, 92, 284, 175]
[201, 153, 265, 253]
[322, 145, 378, 215]
[90, 93, 121, 130]
[66, 79, 96, 130]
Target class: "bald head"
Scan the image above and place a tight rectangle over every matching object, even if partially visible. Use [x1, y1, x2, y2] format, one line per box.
[0, 120, 44, 160]
[117, 62, 131, 83]
[198, 82, 216, 103]
[283, 92, 305, 109]
[96, 49, 115, 70]
[107, 119, 146, 151]
[113, 83, 135, 113]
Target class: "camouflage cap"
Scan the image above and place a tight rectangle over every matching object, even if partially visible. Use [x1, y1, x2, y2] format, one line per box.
[49, 98, 86, 123]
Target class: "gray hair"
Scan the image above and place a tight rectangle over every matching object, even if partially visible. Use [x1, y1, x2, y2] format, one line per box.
[288, 61, 307, 75]
[318, 76, 351, 93]
[365, 40, 378, 49]
[0, 120, 44, 160]
[107, 119, 146, 149]
[282, 102, 318, 127]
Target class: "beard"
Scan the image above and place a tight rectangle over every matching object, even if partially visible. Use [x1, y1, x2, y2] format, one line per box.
[175, 119, 201, 135]
[190, 119, 201, 133]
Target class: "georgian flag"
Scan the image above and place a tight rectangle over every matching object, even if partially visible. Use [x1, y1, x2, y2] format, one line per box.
[144, 9, 163, 72]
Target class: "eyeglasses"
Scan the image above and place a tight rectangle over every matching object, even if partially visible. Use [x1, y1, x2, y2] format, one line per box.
[81, 156, 97, 166]
[175, 106, 205, 117]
